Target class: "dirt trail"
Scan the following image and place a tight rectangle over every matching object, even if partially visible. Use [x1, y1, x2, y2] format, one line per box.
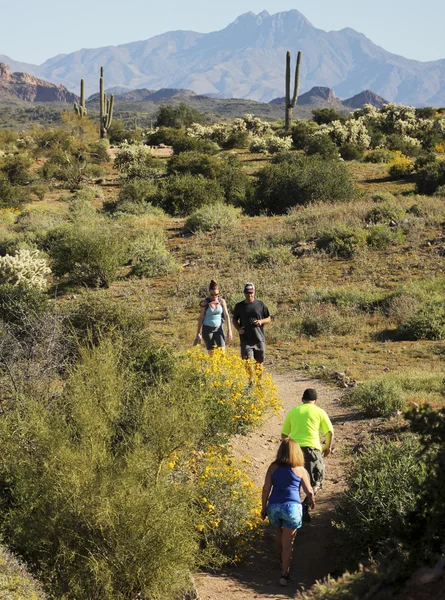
[195, 370, 365, 600]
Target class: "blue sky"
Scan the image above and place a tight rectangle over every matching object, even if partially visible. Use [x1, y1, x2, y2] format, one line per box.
[2, 0, 444, 65]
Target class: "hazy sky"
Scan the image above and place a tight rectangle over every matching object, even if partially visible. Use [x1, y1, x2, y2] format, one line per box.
[2, 0, 445, 65]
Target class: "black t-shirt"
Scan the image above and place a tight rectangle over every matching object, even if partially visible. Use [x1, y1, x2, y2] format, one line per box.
[233, 299, 270, 345]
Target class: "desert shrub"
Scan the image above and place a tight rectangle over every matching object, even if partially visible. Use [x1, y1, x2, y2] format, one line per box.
[254, 156, 355, 215]
[366, 224, 405, 249]
[105, 179, 160, 215]
[250, 135, 291, 155]
[294, 565, 383, 600]
[386, 133, 422, 157]
[172, 136, 219, 155]
[433, 184, 445, 196]
[131, 233, 178, 278]
[345, 379, 405, 417]
[0, 248, 51, 289]
[66, 291, 150, 347]
[366, 202, 404, 224]
[415, 159, 445, 195]
[370, 191, 397, 203]
[413, 151, 437, 171]
[248, 245, 294, 268]
[166, 151, 221, 178]
[0, 283, 49, 328]
[218, 155, 253, 207]
[291, 120, 319, 149]
[0, 173, 25, 209]
[290, 303, 358, 337]
[339, 143, 365, 161]
[0, 152, 33, 185]
[114, 141, 161, 180]
[387, 291, 421, 325]
[305, 135, 339, 159]
[364, 148, 395, 163]
[335, 435, 426, 563]
[185, 203, 241, 233]
[388, 152, 414, 178]
[47, 218, 130, 287]
[312, 107, 346, 125]
[397, 301, 445, 340]
[316, 226, 367, 258]
[155, 103, 207, 128]
[181, 348, 280, 437]
[159, 174, 225, 217]
[302, 286, 386, 313]
[403, 405, 445, 564]
[0, 544, 47, 600]
[28, 180, 50, 201]
[222, 129, 250, 149]
[0, 339, 200, 600]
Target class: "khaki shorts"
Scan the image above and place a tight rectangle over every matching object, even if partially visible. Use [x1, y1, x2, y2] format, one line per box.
[302, 447, 324, 491]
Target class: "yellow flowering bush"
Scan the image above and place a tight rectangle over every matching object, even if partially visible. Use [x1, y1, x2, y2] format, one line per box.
[187, 447, 262, 561]
[388, 150, 414, 178]
[181, 347, 281, 437]
[433, 143, 444, 153]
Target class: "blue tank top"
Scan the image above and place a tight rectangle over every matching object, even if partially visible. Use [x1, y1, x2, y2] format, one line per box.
[268, 465, 302, 504]
[203, 302, 223, 327]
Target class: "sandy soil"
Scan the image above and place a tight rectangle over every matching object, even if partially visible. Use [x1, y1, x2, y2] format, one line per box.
[195, 370, 367, 599]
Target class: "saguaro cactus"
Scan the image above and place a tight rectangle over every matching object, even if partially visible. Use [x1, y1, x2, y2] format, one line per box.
[285, 50, 302, 132]
[74, 79, 87, 117]
[99, 66, 114, 139]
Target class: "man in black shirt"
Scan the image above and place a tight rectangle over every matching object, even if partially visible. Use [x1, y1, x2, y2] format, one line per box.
[232, 282, 271, 366]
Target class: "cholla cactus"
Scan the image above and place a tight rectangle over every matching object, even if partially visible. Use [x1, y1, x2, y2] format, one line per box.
[241, 114, 272, 136]
[186, 123, 230, 145]
[249, 134, 292, 155]
[0, 249, 51, 290]
[314, 118, 371, 148]
[114, 141, 160, 179]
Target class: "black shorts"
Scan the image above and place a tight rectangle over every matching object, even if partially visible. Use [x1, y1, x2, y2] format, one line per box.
[202, 325, 225, 350]
[240, 340, 265, 363]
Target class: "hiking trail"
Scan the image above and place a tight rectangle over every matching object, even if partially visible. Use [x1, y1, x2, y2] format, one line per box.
[195, 370, 366, 599]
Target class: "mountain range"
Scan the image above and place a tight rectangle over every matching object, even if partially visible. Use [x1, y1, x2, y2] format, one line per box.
[1, 10, 445, 106]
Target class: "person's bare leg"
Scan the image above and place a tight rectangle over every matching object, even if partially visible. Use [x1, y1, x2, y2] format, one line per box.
[274, 528, 282, 563]
[281, 528, 297, 576]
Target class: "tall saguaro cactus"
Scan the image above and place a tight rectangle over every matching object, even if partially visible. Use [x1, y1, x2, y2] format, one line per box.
[285, 50, 302, 132]
[74, 79, 87, 117]
[99, 66, 114, 139]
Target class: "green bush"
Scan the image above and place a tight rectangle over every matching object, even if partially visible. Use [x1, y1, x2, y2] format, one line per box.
[302, 286, 386, 313]
[366, 224, 405, 249]
[366, 203, 404, 224]
[185, 203, 241, 233]
[254, 156, 356, 215]
[397, 301, 445, 340]
[316, 226, 367, 258]
[370, 191, 397, 203]
[166, 151, 222, 178]
[113, 141, 161, 180]
[0, 152, 33, 185]
[335, 435, 426, 563]
[48, 218, 131, 287]
[0, 173, 25, 209]
[248, 246, 294, 268]
[218, 155, 253, 207]
[159, 174, 225, 216]
[386, 133, 422, 157]
[155, 103, 207, 128]
[291, 303, 357, 337]
[0, 283, 49, 329]
[0, 339, 200, 600]
[364, 148, 395, 163]
[312, 107, 346, 125]
[415, 160, 445, 195]
[305, 135, 339, 159]
[291, 120, 319, 149]
[131, 233, 179, 278]
[105, 179, 160, 215]
[345, 379, 405, 417]
[339, 143, 365, 161]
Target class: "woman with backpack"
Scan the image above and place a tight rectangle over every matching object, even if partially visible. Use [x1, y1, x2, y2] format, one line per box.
[195, 280, 232, 354]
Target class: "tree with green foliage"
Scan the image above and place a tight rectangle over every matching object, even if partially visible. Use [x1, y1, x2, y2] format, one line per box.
[155, 103, 207, 128]
[312, 107, 346, 125]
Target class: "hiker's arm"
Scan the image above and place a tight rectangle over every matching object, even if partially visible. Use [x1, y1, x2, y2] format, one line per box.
[196, 305, 206, 339]
[322, 431, 333, 457]
[300, 469, 315, 509]
[222, 300, 233, 340]
[261, 465, 274, 519]
[254, 315, 271, 326]
[232, 313, 244, 335]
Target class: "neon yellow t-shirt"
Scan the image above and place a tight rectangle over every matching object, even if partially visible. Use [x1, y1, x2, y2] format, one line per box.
[281, 403, 333, 450]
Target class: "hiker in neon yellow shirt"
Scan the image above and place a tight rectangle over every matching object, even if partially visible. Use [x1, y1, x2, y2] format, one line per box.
[281, 388, 334, 522]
